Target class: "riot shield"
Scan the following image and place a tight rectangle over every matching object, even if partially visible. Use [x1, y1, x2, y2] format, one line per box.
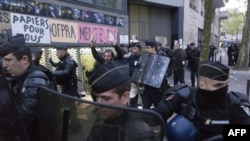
[131, 53, 170, 88]
[0, 59, 29, 141]
[37, 86, 166, 141]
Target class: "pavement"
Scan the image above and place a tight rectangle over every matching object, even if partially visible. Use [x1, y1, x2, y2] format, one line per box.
[81, 47, 250, 102]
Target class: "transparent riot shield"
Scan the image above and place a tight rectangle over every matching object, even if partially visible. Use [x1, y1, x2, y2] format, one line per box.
[131, 53, 170, 88]
[37, 86, 166, 141]
[0, 59, 29, 141]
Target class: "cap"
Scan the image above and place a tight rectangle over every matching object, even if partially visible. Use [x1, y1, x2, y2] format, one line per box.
[199, 61, 229, 81]
[55, 45, 68, 50]
[145, 40, 157, 47]
[190, 42, 195, 46]
[119, 44, 126, 48]
[0, 34, 26, 57]
[88, 61, 130, 93]
[30, 47, 43, 54]
[8, 34, 26, 47]
[156, 41, 162, 46]
[0, 42, 15, 57]
[131, 42, 142, 48]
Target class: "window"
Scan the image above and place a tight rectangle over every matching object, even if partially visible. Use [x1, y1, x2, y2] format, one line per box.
[96, 0, 123, 10]
[74, 0, 94, 4]
[61, 0, 126, 13]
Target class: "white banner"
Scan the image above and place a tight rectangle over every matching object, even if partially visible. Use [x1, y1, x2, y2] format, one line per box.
[11, 13, 51, 44]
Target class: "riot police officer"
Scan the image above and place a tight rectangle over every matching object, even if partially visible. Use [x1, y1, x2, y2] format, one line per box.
[0, 35, 57, 141]
[49, 45, 82, 132]
[171, 44, 186, 85]
[186, 42, 200, 87]
[154, 61, 250, 140]
[141, 40, 170, 109]
[87, 61, 156, 141]
[49, 46, 79, 97]
[126, 42, 142, 106]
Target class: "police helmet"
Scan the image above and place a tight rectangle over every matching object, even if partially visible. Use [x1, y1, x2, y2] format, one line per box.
[166, 114, 198, 141]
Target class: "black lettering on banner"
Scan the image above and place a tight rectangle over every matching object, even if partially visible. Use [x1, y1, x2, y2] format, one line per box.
[40, 28, 45, 36]
[13, 15, 48, 29]
[12, 15, 19, 23]
[224, 125, 250, 141]
[40, 19, 49, 29]
[19, 15, 26, 24]
[12, 14, 49, 43]
[24, 34, 42, 43]
[0, 11, 10, 23]
[51, 24, 57, 37]
[51, 23, 76, 39]
[26, 16, 32, 25]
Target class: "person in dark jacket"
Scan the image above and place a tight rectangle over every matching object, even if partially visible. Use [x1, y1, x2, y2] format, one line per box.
[154, 61, 250, 141]
[209, 44, 217, 61]
[90, 34, 124, 64]
[141, 40, 167, 109]
[87, 61, 155, 141]
[0, 35, 57, 141]
[49, 46, 81, 132]
[49, 45, 79, 97]
[186, 42, 200, 87]
[30, 47, 43, 66]
[227, 43, 234, 66]
[232, 43, 239, 65]
[171, 44, 186, 85]
[30, 47, 57, 90]
[126, 42, 142, 106]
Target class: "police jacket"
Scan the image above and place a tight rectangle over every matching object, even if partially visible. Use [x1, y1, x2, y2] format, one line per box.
[172, 49, 186, 70]
[126, 53, 141, 76]
[50, 54, 78, 88]
[155, 84, 250, 140]
[186, 48, 200, 68]
[11, 64, 57, 129]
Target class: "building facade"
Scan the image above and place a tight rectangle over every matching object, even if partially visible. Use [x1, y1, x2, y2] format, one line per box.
[128, 0, 228, 48]
[0, 0, 228, 93]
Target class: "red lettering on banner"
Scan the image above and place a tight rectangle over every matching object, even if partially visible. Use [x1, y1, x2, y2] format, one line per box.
[78, 23, 117, 44]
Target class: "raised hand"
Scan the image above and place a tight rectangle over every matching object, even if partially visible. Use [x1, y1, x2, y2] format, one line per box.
[107, 31, 116, 46]
[90, 32, 95, 47]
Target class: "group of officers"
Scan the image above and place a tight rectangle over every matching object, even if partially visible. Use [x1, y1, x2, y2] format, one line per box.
[0, 33, 250, 141]
[115, 40, 201, 108]
[88, 36, 250, 140]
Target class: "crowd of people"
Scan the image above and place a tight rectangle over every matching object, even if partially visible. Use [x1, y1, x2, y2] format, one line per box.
[0, 34, 249, 141]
